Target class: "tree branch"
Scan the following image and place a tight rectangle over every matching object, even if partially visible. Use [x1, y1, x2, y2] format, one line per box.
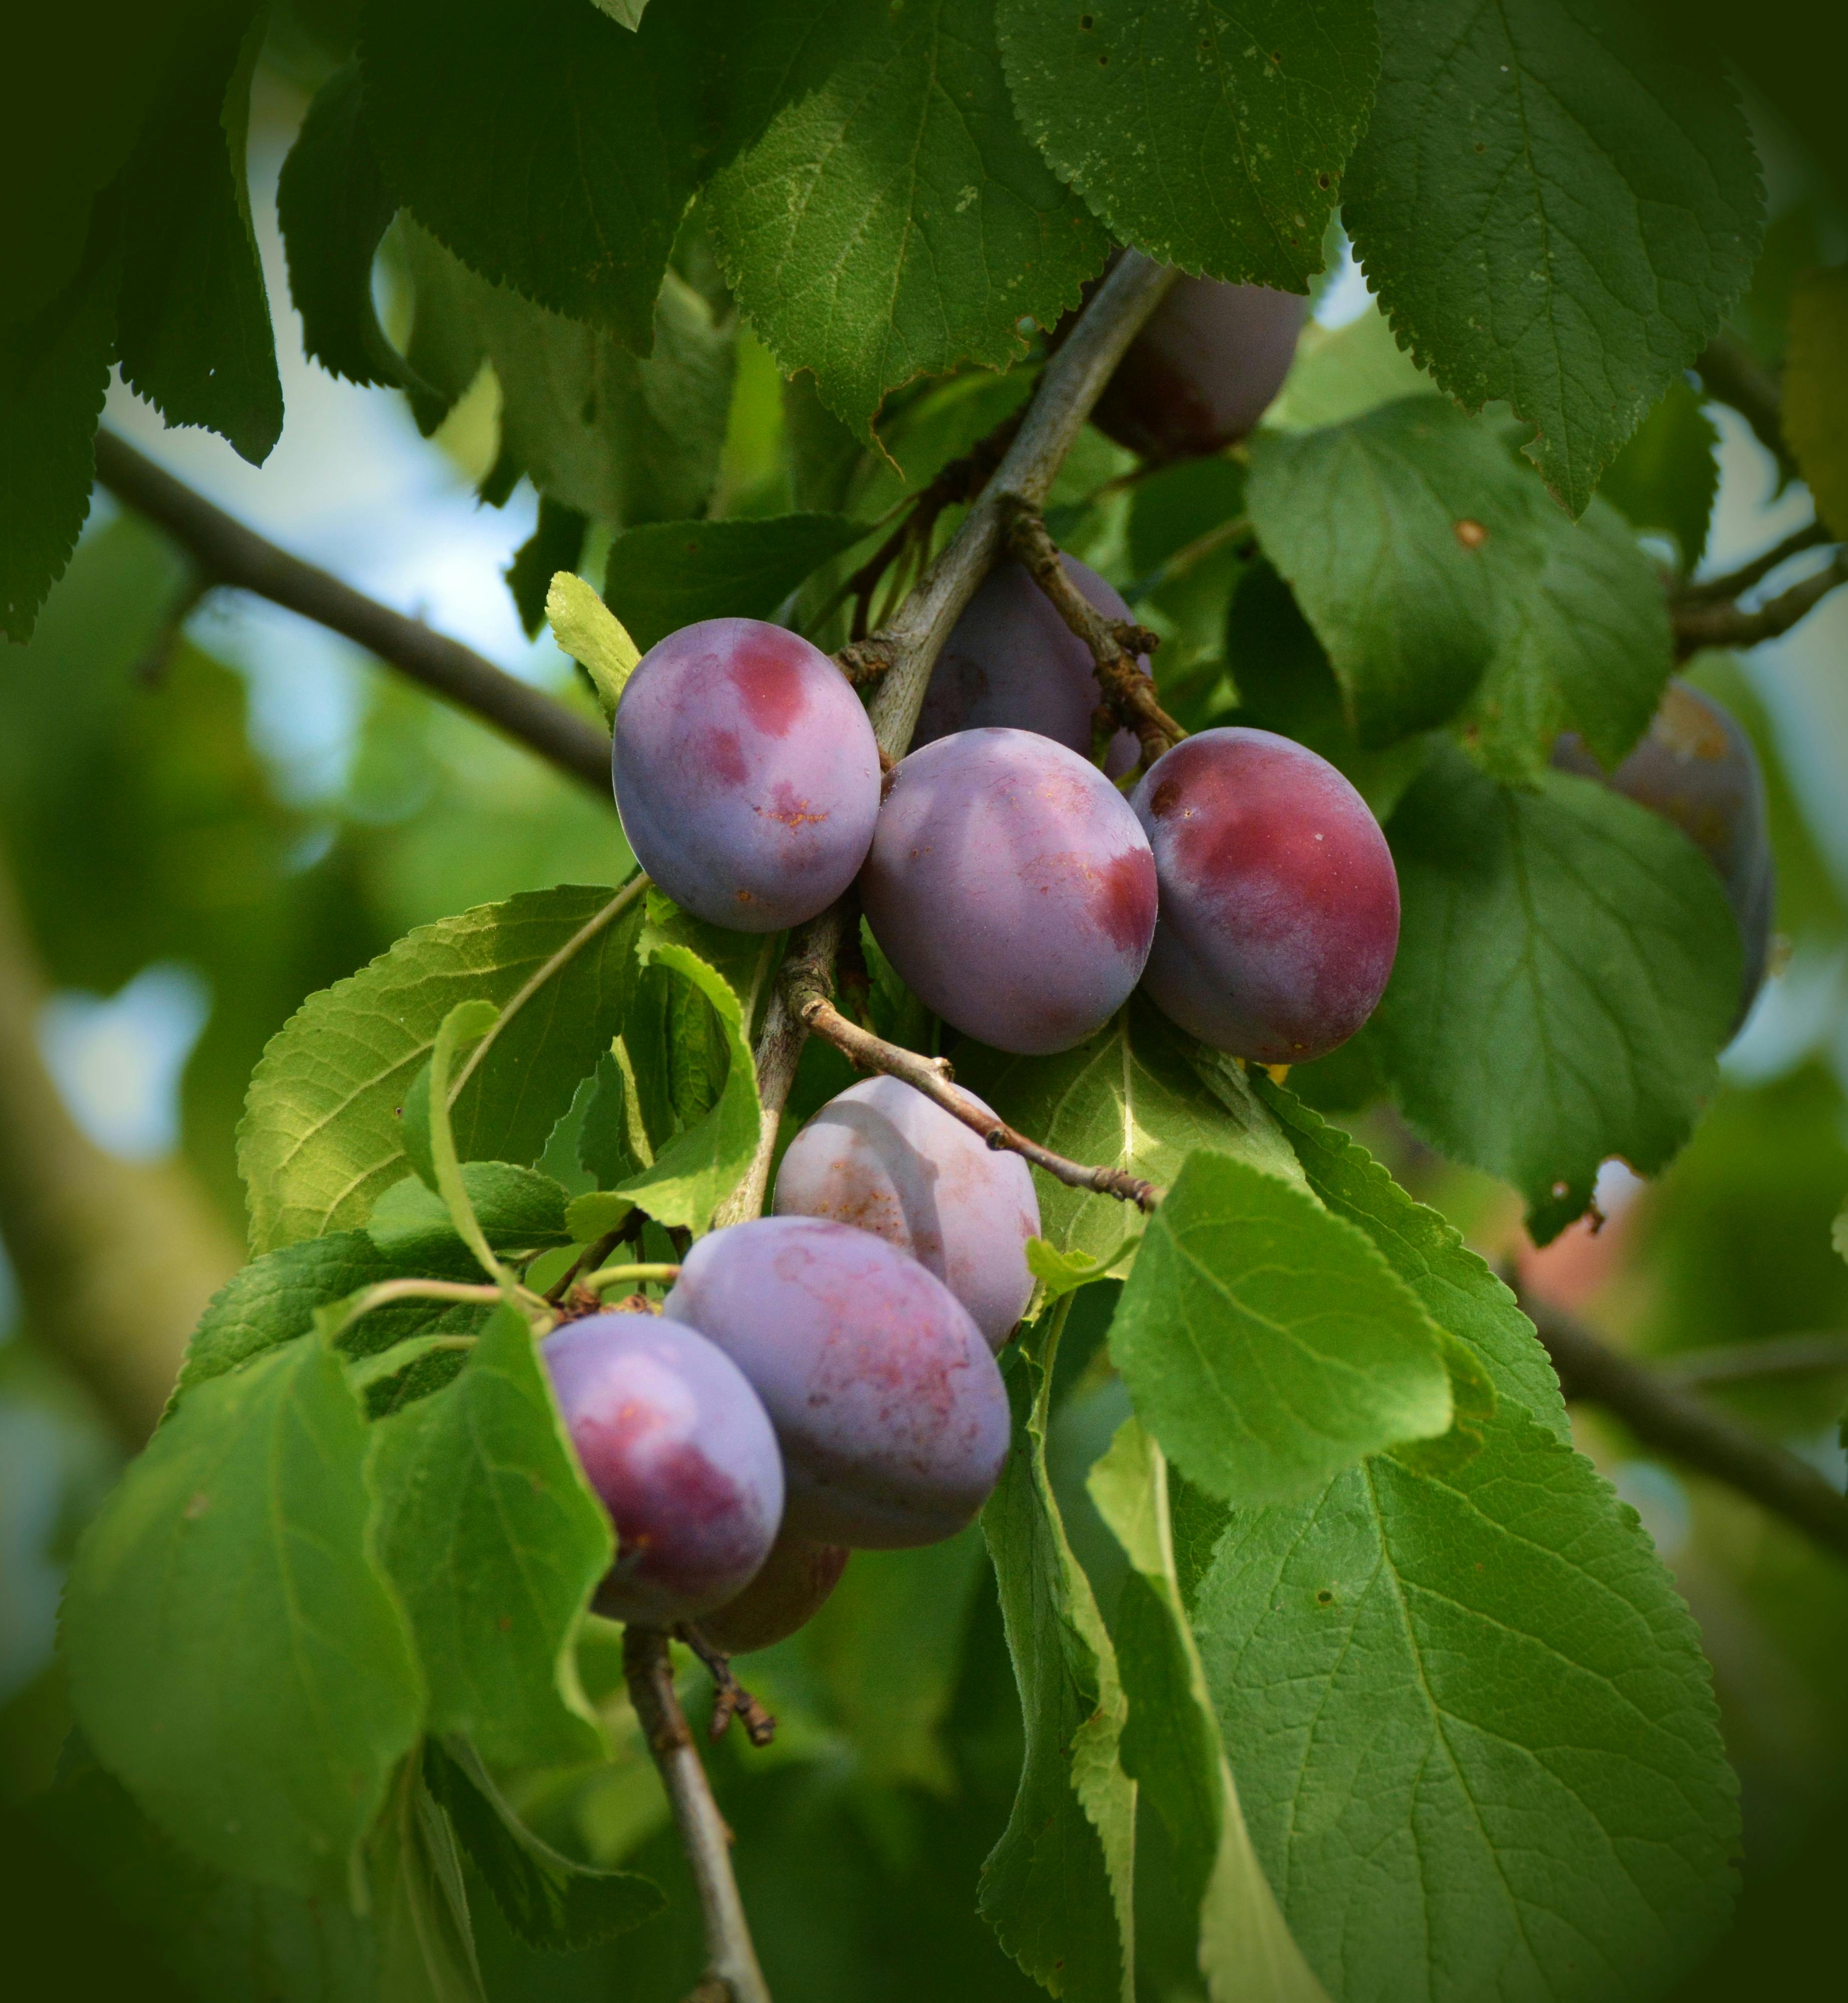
[93, 431, 614, 796]
[623, 1625, 772, 2003]
[0, 836, 242, 1443]
[1662, 1332, 1848, 1389]
[1002, 496, 1185, 766]
[1519, 1289, 1848, 1566]
[1696, 334, 1793, 475]
[1676, 519, 1834, 604]
[1673, 550, 1848, 657]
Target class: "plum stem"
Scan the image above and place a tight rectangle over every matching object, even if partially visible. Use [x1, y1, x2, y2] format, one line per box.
[1000, 496, 1186, 770]
[624, 1624, 774, 2003]
[675, 1623, 779, 1748]
[789, 980, 1161, 1214]
[575, 1260, 682, 1293]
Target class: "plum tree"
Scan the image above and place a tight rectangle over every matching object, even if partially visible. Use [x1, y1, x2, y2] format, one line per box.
[540, 1315, 785, 1625]
[1090, 277, 1308, 462]
[611, 616, 881, 931]
[915, 556, 1145, 777]
[1554, 680, 1774, 1023]
[698, 1532, 851, 1655]
[661, 1216, 1011, 1549]
[774, 1076, 1040, 1349]
[1130, 727, 1400, 1063]
[859, 728, 1159, 1055]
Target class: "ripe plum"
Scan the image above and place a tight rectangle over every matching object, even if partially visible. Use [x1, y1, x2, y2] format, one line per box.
[612, 616, 880, 931]
[859, 728, 1158, 1055]
[541, 1315, 784, 1625]
[775, 1076, 1039, 1349]
[1554, 680, 1773, 1024]
[916, 557, 1146, 778]
[662, 1216, 1010, 1549]
[698, 1532, 850, 1654]
[1092, 278, 1308, 462]
[1130, 728, 1399, 1062]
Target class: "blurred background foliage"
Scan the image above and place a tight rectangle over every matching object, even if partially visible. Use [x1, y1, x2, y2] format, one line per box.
[3, 6, 1847, 1996]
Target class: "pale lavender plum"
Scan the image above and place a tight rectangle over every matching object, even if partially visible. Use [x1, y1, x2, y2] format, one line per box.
[916, 557, 1146, 778]
[541, 1315, 783, 1625]
[859, 729, 1158, 1055]
[1092, 278, 1308, 462]
[775, 1076, 1038, 1350]
[1554, 680, 1773, 1025]
[698, 1532, 850, 1654]
[1130, 729, 1399, 1063]
[662, 1216, 1010, 1549]
[611, 616, 880, 931]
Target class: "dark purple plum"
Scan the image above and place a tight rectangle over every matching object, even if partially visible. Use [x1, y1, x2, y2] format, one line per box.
[541, 1315, 784, 1624]
[662, 1216, 1010, 1549]
[859, 728, 1159, 1055]
[698, 1532, 850, 1654]
[1554, 680, 1773, 1024]
[916, 557, 1146, 778]
[1130, 728, 1399, 1063]
[774, 1076, 1040, 1349]
[1092, 278, 1309, 463]
[612, 616, 880, 931]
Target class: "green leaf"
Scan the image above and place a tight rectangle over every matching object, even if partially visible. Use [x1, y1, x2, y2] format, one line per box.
[64, 1334, 424, 1896]
[1025, 1233, 1139, 1308]
[176, 1231, 493, 1398]
[0, 6, 204, 329]
[565, 1189, 635, 1241]
[424, 1740, 663, 1952]
[1087, 1420, 1328, 2003]
[369, 1766, 487, 2003]
[1343, 0, 1763, 514]
[1247, 399, 1672, 774]
[369, 1303, 613, 1769]
[414, 998, 512, 1281]
[1373, 746, 1739, 1242]
[578, 1044, 654, 1187]
[1190, 1408, 1740, 1999]
[1784, 265, 1848, 539]
[705, 0, 1107, 437]
[1252, 1077, 1568, 1435]
[980, 1301, 1135, 2002]
[997, 0, 1377, 291]
[367, 1164, 572, 1259]
[603, 512, 870, 652]
[958, 996, 1305, 1269]
[401, 226, 734, 525]
[0, 196, 119, 641]
[591, 0, 652, 24]
[611, 898, 771, 1232]
[546, 571, 641, 723]
[506, 499, 588, 638]
[240, 882, 644, 1252]
[278, 62, 423, 391]
[1597, 375, 1720, 572]
[364, 0, 707, 353]
[116, 4, 281, 465]
[1112, 1152, 1452, 1505]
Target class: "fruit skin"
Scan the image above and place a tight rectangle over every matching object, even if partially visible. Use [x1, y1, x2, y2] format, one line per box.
[1091, 278, 1308, 463]
[697, 1532, 850, 1654]
[916, 556, 1146, 778]
[611, 616, 880, 932]
[1553, 679, 1773, 1025]
[540, 1315, 784, 1626]
[661, 1216, 1011, 1549]
[1130, 728, 1400, 1063]
[859, 728, 1159, 1056]
[774, 1076, 1040, 1350]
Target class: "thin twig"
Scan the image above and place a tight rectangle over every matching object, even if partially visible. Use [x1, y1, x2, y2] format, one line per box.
[676, 1624, 778, 1748]
[1676, 519, 1834, 604]
[1661, 1332, 1848, 1388]
[623, 1625, 772, 2003]
[1520, 1289, 1848, 1567]
[93, 430, 614, 795]
[1696, 335, 1793, 475]
[1673, 551, 1848, 657]
[1002, 496, 1184, 766]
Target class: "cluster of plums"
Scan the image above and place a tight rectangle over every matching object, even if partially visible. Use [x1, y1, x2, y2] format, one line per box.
[543, 1075, 1039, 1650]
